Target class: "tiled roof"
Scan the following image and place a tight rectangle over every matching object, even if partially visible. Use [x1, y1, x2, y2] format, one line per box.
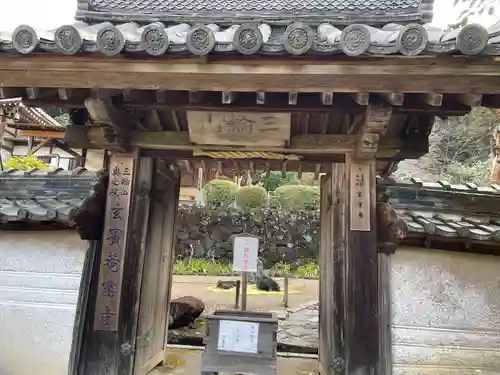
[2, 170, 500, 244]
[0, 168, 99, 224]
[0, 98, 63, 130]
[382, 178, 500, 242]
[78, 0, 432, 24]
[1, 20, 498, 57]
[87, 0, 421, 12]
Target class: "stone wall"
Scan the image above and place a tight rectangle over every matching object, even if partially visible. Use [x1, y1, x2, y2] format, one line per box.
[176, 205, 319, 267]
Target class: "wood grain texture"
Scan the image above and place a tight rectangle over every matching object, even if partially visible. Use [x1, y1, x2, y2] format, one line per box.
[319, 160, 380, 375]
[187, 111, 291, 147]
[0, 55, 499, 94]
[134, 161, 180, 375]
[131, 131, 358, 155]
[116, 156, 153, 375]
[349, 159, 372, 231]
[94, 155, 135, 331]
[345, 155, 379, 374]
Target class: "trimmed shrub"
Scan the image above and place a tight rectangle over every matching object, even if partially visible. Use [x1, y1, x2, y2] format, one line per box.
[235, 185, 268, 209]
[203, 179, 238, 208]
[274, 184, 320, 211]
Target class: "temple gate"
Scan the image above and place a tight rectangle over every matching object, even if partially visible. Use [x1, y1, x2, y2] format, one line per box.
[0, 0, 499, 374]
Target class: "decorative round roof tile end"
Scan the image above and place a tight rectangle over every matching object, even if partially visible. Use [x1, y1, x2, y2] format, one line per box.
[12, 25, 39, 55]
[234, 24, 263, 55]
[398, 23, 428, 56]
[340, 24, 370, 57]
[96, 24, 125, 57]
[283, 22, 314, 55]
[457, 23, 489, 56]
[186, 25, 216, 56]
[141, 23, 169, 56]
[46, 209, 58, 221]
[16, 208, 28, 220]
[55, 25, 83, 55]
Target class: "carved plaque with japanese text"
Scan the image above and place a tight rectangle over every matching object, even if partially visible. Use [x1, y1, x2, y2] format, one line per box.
[349, 158, 371, 231]
[187, 111, 291, 147]
[93, 156, 134, 331]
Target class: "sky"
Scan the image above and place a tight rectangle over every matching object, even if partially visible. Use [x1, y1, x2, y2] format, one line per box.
[0, 0, 497, 31]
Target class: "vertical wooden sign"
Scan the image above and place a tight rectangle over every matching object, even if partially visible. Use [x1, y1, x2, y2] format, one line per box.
[348, 156, 371, 231]
[94, 155, 135, 331]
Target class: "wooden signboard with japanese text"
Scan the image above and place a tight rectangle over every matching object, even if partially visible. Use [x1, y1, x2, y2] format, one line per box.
[187, 111, 291, 147]
[93, 156, 135, 331]
[348, 157, 372, 231]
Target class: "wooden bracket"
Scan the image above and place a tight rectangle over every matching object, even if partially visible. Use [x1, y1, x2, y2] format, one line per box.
[355, 101, 392, 160]
[84, 98, 135, 152]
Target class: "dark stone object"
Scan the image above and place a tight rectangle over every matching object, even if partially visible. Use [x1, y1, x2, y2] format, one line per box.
[256, 274, 281, 292]
[169, 296, 205, 330]
[216, 280, 238, 289]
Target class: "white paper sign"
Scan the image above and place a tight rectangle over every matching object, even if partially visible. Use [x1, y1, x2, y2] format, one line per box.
[217, 320, 259, 353]
[233, 236, 259, 272]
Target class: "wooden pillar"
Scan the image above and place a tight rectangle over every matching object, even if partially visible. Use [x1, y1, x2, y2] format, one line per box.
[81, 148, 88, 168]
[69, 151, 155, 375]
[319, 157, 379, 375]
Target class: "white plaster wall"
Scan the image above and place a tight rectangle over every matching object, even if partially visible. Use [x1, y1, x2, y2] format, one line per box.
[85, 149, 105, 170]
[1, 235, 499, 375]
[392, 247, 500, 375]
[0, 140, 13, 164]
[0, 231, 87, 375]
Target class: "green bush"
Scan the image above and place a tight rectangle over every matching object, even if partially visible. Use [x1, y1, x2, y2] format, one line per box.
[261, 171, 298, 191]
[235, 185, 268, 209]
[4, 155, 50, 171]
[203, 179, 238, 208]
[274, 185, 320, 211]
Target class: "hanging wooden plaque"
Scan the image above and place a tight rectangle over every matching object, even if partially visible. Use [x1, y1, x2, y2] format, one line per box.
[93, 155, 135, 331]
[348, 157, 371, 231]
[187, 111, 291, 147]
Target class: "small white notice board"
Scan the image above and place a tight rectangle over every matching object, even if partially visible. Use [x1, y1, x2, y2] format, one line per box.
[233, 236, 259, 272]
[217, 320, 259, 353]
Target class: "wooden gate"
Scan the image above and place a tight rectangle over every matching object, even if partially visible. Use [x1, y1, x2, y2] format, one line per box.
[133, 160, 180, 375]
[68, 157, 180, 375]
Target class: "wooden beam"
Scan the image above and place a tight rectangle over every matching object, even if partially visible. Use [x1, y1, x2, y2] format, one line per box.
[222, 91, 235, 104]
[1, 55, 499, 94]
[24, 92, 476, 117]
[456, 94, 483, 107]
[52, 139, 83, 160]
[350, 92, 370, 106]
[27, 136, 34, 153]
[69, 128, 401, 158]
[29, 137, 53, 154]
[321, 92, 333, 105]
[132, 131, 356, 154]
[20, 129, 66, 139]
[256, 91, 265, 105]
[420, 93, 443, 107]
[380, 93, 404, 106]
